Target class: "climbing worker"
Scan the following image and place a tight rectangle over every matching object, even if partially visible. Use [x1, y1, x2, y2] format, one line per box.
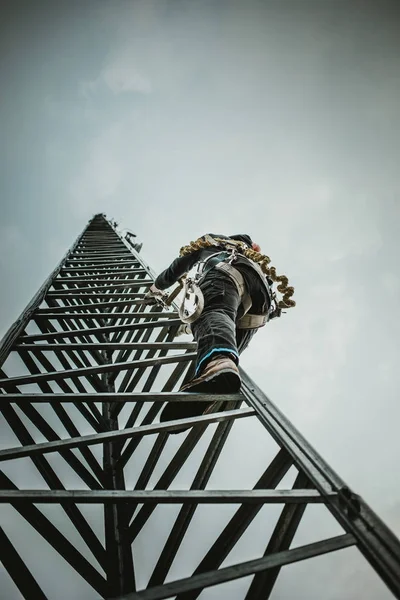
[144, 233, 295, 426]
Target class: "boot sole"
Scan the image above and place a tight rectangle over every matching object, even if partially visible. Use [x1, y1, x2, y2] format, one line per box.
[159, 399, 211, 429]
[159, 369, 241, 434]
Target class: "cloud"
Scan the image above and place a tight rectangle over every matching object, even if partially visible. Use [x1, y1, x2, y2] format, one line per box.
[81, 64, 152, 97]
[79, 1, 163, 99]
[2, 1, 400, 598]
[0, 225, 28, 267]
[68, 123, 125, 216]
[103, 63, 152, 94]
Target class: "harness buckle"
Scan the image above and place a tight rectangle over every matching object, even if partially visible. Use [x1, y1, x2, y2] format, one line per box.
[179, 277, 205, 324]
[228, 246, 238, 265]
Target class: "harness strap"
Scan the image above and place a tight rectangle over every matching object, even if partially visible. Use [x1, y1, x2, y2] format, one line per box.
[237, 313, 268, 329]
[214, 262, 252, 315]
[214, 263, 267, 329]
[179, 255, 270, 330]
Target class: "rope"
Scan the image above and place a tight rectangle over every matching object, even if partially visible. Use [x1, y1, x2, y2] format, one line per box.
[179, 236, 295, 309]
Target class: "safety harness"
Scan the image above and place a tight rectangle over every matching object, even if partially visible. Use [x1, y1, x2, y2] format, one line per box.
[178, 238, 275, 329]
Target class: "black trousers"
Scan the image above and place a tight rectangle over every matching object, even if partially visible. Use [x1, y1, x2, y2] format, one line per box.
[191, 269, 265, 376]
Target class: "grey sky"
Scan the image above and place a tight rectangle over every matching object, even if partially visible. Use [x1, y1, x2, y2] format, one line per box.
[1, 0, 400, 598]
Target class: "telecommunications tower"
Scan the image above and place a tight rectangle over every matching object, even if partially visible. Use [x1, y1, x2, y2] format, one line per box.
[0, 214, 399, 599]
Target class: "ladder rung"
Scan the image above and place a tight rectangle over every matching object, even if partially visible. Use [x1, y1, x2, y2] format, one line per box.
[21, 319, 179, 341]
[34, 312, 178, 320]
[0, 407, 254, 460]
[1, 391, 239, 403]
[16, 342, 195, 351]
[0, 489, 333, 504]
[0, 353, 196, 387]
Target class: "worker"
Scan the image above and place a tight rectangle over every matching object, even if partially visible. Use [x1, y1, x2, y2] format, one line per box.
[144, 233, 295, 426]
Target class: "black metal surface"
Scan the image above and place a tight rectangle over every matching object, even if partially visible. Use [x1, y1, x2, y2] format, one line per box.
[19, 318, 183, 342]
[0, 489, 330, 504]
[147, 409, 244, 588]
[174, 448, 293, 600]
[241, 371, 400, 598]
[0, 526, 49, 600]
[244, 470, 310, 599]
[1, 213, 399, 600]
[0, 352, 196, 388]
[0, 472, 108, 597]
[1, 391, 240, 403]
[117, 535, 356, 600]
[0, 408, 254, 461]
[1, 404, 106, 566]
[102, 340, 136, 597]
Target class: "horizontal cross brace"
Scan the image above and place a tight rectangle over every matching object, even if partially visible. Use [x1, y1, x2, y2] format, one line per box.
[0, 352, 196, 387]
[80, 232, 118, 236]
[76, 244, 130, 248]
[0, 407, 254, 459]
[62, 262, 140, 272]
[66, 255, 134, 263]
[78, 242, 122, 246]
[117, 534, 356, 600]
[76, 250, 127, 254]
[69, 250, 131, 256]
[54, 278, 149, 285]
[2, 391, 239, 403]
[76, 239, 127, 243]
[36, 300, 143, 313]
[79, 240, 121, 243]
[34, 312, 178, 320]
[57, 270, 146, 279]
[63, 261, 139, 269]
[72, 252, 132, 258]
[20, 318, 182, 341]
[50, 281, 151, 292]
[0, 489, 332, 504]
[74, 246, 130, 251]
[16, 342, 196, 351]
[80, 233, 123, 236]
[78, 240, 125, 243]
[45, 293, 147, 299]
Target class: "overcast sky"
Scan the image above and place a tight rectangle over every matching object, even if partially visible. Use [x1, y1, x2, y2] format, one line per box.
[1, 1, 400, 598]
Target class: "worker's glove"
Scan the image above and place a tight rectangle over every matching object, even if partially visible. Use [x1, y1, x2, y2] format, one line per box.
[143, 284, 167, 305]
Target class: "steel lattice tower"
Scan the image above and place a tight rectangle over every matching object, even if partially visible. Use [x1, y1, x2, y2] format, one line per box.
[0, 214, 399, 600]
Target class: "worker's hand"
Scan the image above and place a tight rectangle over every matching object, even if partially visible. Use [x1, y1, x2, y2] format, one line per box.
[143, 284, 166, 305]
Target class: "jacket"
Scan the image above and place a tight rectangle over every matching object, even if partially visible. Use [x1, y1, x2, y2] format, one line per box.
[154, 234, 272, 314]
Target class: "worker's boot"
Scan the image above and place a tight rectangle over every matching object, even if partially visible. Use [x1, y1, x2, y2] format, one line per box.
[159, 357, 241, 432]
[180, 357, 241, 394]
